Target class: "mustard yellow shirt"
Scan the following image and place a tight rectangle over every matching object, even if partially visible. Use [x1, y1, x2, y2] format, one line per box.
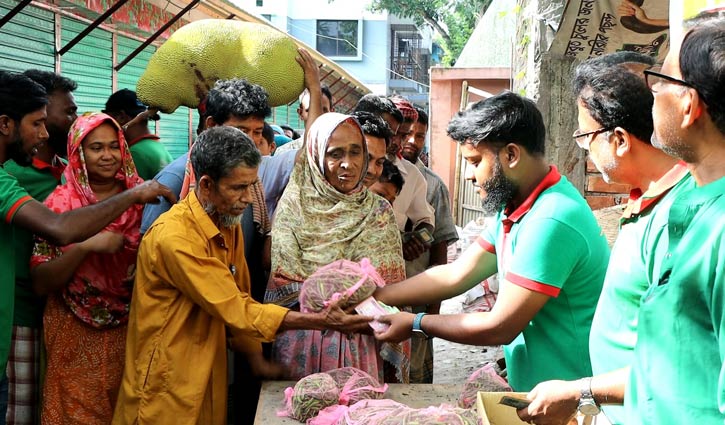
[112, 191, 288, 425]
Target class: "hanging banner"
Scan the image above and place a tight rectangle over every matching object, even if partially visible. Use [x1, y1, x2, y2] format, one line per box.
[550, 0, 670, 62]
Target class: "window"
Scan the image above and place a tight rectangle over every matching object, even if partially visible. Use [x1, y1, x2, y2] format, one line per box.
[262, 14, 272, 21]
[316, 20, 362, 59]
[256, 0, 263, 6]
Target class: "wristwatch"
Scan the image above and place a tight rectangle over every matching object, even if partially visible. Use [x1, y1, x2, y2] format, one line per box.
[577, 377, 601, 416]
[412, 312, 429, 338]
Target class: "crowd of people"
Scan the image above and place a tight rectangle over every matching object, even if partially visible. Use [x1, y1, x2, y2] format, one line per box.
[0, 15, 722, 425]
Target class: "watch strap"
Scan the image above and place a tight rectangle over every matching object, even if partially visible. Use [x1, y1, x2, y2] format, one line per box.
[412, 312, 428, 337]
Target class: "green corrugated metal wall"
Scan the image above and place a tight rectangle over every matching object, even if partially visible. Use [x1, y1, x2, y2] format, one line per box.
[61, 17, 113, 114]
[0, 0, 54, 72]
[0, 4, 193, 158]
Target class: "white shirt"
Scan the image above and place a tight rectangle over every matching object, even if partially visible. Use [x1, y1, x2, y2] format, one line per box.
[390, 156, 435, 231]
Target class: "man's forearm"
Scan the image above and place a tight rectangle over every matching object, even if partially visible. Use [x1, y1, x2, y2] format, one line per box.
[591, 368, 628, 405]
[279, 310, 325, 331]
[13, 190, 139, 246]
[420, 312, 514, 346]
[377, 263, 477, 307]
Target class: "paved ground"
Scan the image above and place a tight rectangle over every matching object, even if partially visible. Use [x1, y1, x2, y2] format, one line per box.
[432, 290, 503, 385]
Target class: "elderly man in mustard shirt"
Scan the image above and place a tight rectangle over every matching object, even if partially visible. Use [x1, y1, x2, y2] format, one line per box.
[112, 126, 371, 425]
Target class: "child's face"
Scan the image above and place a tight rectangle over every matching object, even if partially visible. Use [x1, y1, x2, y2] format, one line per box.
[370, 181, 398, 205]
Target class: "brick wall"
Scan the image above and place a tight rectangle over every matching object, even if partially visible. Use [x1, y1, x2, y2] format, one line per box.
[584, 158, 630, 209]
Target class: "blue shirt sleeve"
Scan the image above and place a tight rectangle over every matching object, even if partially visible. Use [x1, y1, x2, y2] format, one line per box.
[140, 155, 186, 234]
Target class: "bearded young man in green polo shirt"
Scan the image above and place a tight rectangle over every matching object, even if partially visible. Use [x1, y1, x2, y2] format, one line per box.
[0, 70, 175, 421]
[2, 70, 77, 425]
[374, 91, 610, 392]
[519, 55, 695, 425]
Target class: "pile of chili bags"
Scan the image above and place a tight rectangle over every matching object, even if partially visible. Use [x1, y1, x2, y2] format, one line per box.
[279, 367, 388, 422]
[309, 399, 479, 425]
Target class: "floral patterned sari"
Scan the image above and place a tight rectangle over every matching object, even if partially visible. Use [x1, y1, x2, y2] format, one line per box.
[30, 112, 142, 424]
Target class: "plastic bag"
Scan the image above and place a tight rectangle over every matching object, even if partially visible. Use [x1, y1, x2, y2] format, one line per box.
[281, 373, 340, 422]
[458, 363, 512, 408]
[327, 367, 388, 405]
[299, 258, 385, 313]
[310, 399, 479, 425]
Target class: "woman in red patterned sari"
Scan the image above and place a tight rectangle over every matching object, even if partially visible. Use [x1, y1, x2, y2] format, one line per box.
[30, 112, 142, 424]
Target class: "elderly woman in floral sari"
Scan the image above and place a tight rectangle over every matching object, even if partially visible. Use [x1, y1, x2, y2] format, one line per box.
[30, 112, 142, 424]
[265, 112, 409, 383]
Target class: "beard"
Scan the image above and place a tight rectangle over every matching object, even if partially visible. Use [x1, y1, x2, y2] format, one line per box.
[479, 159, 518, 216]
[652, 126, 696, 163]
[6, 134, 32, 166]
[203, 202, 243, 228]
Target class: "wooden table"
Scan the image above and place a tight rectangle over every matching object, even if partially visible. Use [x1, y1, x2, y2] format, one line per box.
[254, 381, 462, 424]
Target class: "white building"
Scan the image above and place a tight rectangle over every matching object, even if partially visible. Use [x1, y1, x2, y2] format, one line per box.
[235, 0, 432, 104]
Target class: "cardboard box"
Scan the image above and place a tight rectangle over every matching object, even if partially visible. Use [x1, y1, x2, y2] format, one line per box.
[476, 392, 530, 425]
[476, 392, 613, 425]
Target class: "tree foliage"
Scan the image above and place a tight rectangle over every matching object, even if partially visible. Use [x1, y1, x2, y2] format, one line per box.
[367, 0, 492, 65]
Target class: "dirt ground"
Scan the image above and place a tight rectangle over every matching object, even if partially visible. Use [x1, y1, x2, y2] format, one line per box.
[432, 290, 503, 385]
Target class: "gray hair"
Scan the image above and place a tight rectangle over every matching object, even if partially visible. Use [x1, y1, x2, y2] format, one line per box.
[191, 126, 261, 182]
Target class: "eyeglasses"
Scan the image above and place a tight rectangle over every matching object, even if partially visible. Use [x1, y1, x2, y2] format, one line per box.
[572, 127, 611, 150]
[644, 68, 695, 93]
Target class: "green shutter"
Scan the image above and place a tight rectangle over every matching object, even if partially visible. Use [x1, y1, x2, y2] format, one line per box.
[272, 101, 302, 130]
[60, 17, 113, 114]
[116, 36, 154, 91]
[0, 0, 54, 72]
[157, 107, 191, 159]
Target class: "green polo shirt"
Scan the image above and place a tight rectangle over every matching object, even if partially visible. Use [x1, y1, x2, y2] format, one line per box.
[477, 166, 609, 391]
[128, 135, 173, 181]
[626, 175, 725, 425]
[588, 163, 693, 424]
[4, 158, 65, 328]
[0, 166, 34, 375]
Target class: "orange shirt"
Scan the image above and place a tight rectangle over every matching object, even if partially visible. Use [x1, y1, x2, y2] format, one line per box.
[112, 191, 288, 425]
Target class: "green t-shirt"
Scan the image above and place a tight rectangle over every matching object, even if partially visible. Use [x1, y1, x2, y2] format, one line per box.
[3, 159, 64, 327]
[0, 166, 33, 375]
[129, 137, 173, 181]
[589, 167, 693, 424]
[479, 168, 609, 391]
[627, 175, 725, 425]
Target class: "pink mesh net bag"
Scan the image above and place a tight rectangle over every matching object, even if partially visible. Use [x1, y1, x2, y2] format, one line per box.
[458, 363, 512, 408]
[280, 373, 340, 422]
[327, 367, 388, 405]
[309, 399, 479, 425]
[299, 258, 385, 313]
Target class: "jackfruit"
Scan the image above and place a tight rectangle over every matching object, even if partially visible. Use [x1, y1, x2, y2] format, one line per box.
[136, 19, 305, 113]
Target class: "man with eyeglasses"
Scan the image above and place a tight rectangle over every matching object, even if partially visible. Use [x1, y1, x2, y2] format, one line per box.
[624, 17, 725, 425]
[519, 53, 694, 425]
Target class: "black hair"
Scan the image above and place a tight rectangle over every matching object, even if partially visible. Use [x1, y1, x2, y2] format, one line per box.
[352, 111, 393, 147]
[0, 70, 48, 122]
[353, 94, 404, 123]
[378, 158, 404, 194]
[415, 107, 429, 126]
[23, 69, 77, 94]
[206, 79, 271, 125]
[447, 91, 546, 155]
[321, 84, 333, 107]
[572, 52, 655, 96]
[191, 126, 262, 182]
[575, 66, 654, 143]
[262, 122, 274, 145]
[680, 18, 725, 135]
[280, 124, 300, 139]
